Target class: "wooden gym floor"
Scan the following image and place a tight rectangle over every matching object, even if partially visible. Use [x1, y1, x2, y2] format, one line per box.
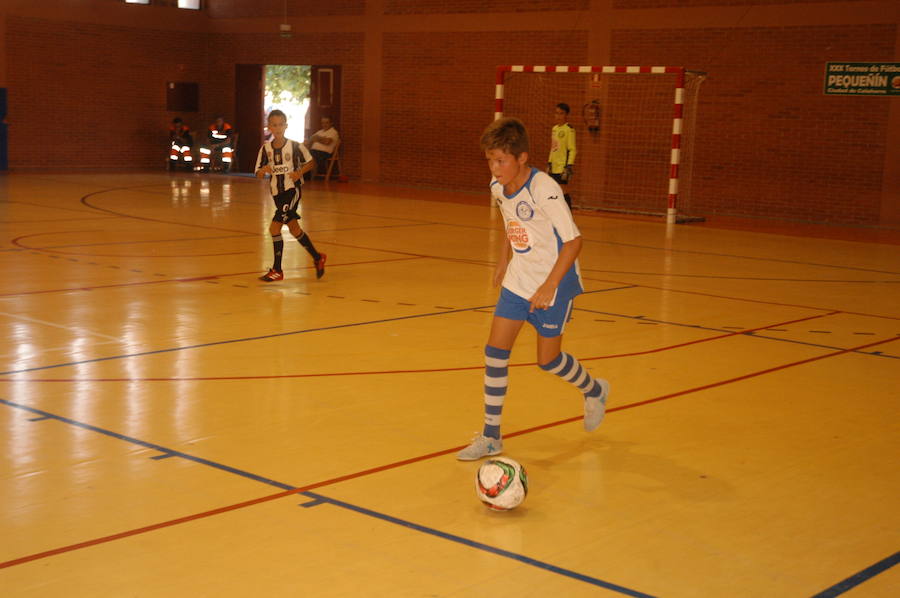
[1, 172, 898, 597]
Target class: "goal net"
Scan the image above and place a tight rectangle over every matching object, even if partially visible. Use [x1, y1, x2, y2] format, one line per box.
[495, 66, 706, 224]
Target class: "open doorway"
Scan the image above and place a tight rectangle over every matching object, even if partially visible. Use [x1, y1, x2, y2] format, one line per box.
[264, 65, 311, 142]
[234, 64, 341, 173]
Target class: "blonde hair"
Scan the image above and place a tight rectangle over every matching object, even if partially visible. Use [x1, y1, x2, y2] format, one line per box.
[480, 117, 529, 156]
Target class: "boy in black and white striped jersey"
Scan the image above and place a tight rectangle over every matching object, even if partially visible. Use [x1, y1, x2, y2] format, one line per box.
[255, 110, 326, 282]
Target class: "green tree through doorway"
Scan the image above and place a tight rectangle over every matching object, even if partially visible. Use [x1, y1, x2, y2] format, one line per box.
[265, 65, 311, 141]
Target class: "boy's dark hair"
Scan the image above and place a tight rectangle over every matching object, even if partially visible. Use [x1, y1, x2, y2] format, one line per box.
[556, 102, 570, 114]
[480, 117, 529, 156]
[268, 109, 287, 121]
[172, 117, 183, 124]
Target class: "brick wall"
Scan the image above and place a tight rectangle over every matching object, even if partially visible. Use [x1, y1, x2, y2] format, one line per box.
[612, 24, 895, 224]
[614, 0, 869, 7]
[381, 31, 588, 191]
[208, 0, 364, 18]
[383, 0, 589, 14]
[7, 16, 210, 170]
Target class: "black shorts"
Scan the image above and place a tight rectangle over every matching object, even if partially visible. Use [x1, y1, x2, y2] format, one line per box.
[271, 188, 301, 223]
[549, 172, 569, 186]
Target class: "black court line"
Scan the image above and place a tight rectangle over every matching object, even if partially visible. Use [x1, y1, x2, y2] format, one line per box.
[0, 285, 632, 376]
[811, 551, 900, 597]
[0, 398, 654, 597]
[591, 239, 900, 277]
[0, 304, 492, 376]
[79, 185, 258, 236]
[6, 286, 897, 380]
[23, 233, 256, 251]
[71, 179, 900, 278]
[585, 269, 900, 284]
[574, 307, 900, 360]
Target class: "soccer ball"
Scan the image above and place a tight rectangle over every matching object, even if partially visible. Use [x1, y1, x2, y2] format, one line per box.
[475, 457, 528, 511]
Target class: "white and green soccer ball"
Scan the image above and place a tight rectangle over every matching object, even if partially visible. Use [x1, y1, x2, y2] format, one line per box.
[475, 457, 528, 511]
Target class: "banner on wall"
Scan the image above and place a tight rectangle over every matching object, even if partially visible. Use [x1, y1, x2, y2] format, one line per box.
[824, 62, 900, 96]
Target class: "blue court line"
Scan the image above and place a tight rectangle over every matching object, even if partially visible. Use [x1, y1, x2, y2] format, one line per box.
[0, 286, 635, 377]
[0, 397, 654, 596]
[811, 551, 900, 597]
[0, 398, 295, 491]
[300, 490, 657, 598]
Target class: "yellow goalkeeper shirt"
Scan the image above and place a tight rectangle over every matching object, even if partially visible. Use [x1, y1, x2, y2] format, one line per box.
[549, 123, 576, 174]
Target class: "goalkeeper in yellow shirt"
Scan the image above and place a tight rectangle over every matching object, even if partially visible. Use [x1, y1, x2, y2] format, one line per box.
[548, 103, 576, 208]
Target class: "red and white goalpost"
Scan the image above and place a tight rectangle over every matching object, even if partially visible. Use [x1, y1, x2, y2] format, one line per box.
[494, 65, 705, 224]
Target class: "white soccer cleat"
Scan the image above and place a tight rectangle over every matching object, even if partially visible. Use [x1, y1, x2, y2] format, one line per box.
[584, 379, 609, 432]
[456, 434, 503, 461]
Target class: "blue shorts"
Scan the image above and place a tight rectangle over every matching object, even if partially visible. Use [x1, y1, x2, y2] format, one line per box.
[494, 287, 575, 338]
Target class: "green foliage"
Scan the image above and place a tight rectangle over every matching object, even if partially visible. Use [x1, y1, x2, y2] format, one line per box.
[265, 65, 311, 103]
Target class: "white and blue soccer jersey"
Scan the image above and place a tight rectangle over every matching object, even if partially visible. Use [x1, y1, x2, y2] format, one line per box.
[255, 139, 312, 196]
[491, 167, 583, 305]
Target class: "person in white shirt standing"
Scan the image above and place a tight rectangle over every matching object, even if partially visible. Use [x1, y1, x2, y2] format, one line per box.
[307, 116, 340, 179]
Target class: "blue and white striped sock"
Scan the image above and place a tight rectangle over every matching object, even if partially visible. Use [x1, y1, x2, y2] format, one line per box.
[483, 345, 510, 439]
[540, 352, 603, 398]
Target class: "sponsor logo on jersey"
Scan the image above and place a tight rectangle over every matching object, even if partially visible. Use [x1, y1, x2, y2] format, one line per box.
[515, 200, 534, 221]
[272, 164, 292, 175]
[506, 220, 531, 254]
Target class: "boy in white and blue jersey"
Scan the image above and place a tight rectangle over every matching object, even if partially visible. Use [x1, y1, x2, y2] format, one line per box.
[457, 117, 609, 461]
[255, 110, 326, 282]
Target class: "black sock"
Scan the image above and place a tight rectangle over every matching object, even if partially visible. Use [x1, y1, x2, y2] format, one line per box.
[272, 234, 284, 270]
[296, 231, 321, 261]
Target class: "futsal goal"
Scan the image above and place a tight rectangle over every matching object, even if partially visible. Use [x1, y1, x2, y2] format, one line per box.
[495, 66, 706, 224]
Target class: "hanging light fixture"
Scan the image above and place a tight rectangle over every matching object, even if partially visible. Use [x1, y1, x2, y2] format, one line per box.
[279, 0, 292, 38]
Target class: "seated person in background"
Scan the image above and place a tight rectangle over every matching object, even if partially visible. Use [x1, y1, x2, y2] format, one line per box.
[307, 116, 340, 177]
[170, 117, 193, 146]
[200, 115, 235, 172]
[168, 117, 193, 170]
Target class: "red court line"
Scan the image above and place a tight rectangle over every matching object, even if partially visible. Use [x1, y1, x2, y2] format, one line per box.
[2, 311, 840, 383]
[3, 332, 896, 570]
[505, 334, 900, 438]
